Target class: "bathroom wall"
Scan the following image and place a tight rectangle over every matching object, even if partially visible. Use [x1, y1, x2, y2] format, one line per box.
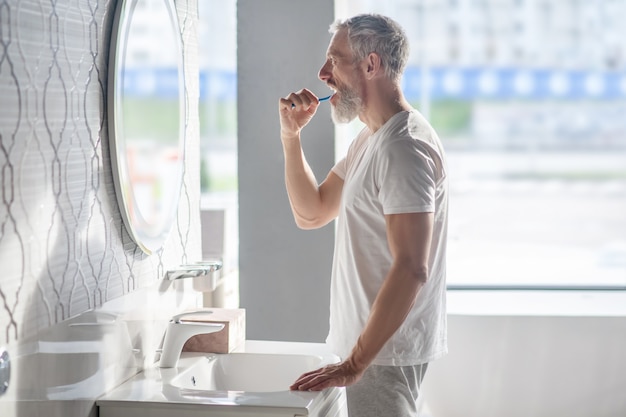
[421, 291, 626, 417]
[0, 0, 201, 414]
[237, 0, 335, 343]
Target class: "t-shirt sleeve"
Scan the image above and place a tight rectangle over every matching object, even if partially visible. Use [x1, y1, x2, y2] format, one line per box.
[377, 139, 437, 215]
[331, 157, 347, 180]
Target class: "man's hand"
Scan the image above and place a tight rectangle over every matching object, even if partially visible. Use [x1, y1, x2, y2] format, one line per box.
[279, 88, 321, 138]
[289, 360, 365, 392]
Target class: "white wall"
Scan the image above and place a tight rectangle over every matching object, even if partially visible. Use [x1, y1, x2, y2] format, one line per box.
[237, 0, 336, 342]
[421, 292, 626, 417]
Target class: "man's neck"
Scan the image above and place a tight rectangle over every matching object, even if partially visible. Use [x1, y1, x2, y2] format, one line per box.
[359, 81, 411, 133]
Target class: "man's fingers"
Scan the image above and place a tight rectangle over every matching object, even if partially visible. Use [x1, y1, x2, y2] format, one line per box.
[290, 364, 345, 391]
[281, 89, 320, 111]
[297, 374, 334, 391]
[290, 368, 322, 390]
[291, 373, 330, 391]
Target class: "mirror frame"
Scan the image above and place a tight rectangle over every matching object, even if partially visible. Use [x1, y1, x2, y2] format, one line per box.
[107, 0, 186, 255]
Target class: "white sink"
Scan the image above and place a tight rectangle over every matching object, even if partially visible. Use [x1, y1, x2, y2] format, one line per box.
[97, 340, 348, 417]
[171, 352, 323, 392]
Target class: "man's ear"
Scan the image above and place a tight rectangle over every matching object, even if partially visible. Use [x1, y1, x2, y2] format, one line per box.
[364, 52, 382, 79]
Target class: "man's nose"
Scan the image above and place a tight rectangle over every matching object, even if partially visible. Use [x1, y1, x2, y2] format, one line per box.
[318, 61, 331, 82]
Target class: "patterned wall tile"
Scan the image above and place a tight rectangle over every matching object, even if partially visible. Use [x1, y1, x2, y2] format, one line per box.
[0, 0, 201, 345]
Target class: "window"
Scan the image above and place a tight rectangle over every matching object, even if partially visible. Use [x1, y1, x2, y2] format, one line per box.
[198, 0, 238, 275]
[338, 0, 626, 289]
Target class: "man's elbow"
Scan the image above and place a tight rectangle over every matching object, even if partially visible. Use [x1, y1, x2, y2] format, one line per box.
[294, 216, 320, 230]
[294, 215, 330, 230]
[295, 219, 318, 230]
[408, 263, 429, 284]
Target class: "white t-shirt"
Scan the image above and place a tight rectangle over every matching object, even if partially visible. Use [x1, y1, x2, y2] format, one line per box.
[328, 110, 448, 366]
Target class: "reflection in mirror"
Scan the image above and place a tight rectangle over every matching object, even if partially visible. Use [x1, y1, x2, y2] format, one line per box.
[109, 0, 185, 254]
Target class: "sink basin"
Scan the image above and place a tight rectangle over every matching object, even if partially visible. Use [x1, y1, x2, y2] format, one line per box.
[97, 340, 348, 417]
[171, 352, 323, 392]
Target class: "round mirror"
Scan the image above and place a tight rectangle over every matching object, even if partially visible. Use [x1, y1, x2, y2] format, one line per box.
[108, 0, 185, 254]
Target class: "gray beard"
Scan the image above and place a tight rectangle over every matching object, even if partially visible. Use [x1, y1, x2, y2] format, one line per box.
[330, 87, 362, 124]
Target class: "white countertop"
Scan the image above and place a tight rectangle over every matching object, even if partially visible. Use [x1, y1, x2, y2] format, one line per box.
[97, 340, 342, 413]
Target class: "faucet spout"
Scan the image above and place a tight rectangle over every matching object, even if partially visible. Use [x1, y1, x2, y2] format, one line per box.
[164, 261, 222, 281]
[159, 310, 225, 368]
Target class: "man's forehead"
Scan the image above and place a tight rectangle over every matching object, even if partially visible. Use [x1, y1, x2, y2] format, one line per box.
[327, 29, 350, 57]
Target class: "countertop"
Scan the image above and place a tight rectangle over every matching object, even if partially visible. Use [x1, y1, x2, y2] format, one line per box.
[97, 340, 342, 413]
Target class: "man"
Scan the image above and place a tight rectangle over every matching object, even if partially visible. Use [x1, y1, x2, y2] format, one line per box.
[278, 14, 448, 416]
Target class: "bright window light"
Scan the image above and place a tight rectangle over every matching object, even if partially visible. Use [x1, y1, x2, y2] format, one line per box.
[338, 0, 626, 289]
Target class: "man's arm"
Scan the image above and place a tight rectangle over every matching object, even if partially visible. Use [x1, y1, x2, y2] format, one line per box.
[279, 89, 343, 229]
[290, 211, 434, 390]
[282, 137, 343, 229]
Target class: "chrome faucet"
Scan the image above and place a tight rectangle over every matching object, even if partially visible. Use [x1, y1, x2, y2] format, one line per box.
[159, 310, 224, 368]
[164, 260, 223, 281]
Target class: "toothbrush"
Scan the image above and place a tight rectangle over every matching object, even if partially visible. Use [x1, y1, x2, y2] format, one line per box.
[318, 94, 333, 102]
[291, 94, 332, 108]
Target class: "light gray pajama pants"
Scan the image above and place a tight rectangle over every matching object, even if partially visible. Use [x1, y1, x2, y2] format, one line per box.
[346, 363, 429, 417]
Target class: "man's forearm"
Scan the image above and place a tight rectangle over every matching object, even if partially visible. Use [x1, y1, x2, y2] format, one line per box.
[281, 135, 325, 228]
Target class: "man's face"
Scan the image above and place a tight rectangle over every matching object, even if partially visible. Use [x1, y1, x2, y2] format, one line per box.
[319, 29, 364, 124]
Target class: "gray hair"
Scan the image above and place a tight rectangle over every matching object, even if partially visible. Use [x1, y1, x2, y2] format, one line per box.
[330, 14, 409, 82]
